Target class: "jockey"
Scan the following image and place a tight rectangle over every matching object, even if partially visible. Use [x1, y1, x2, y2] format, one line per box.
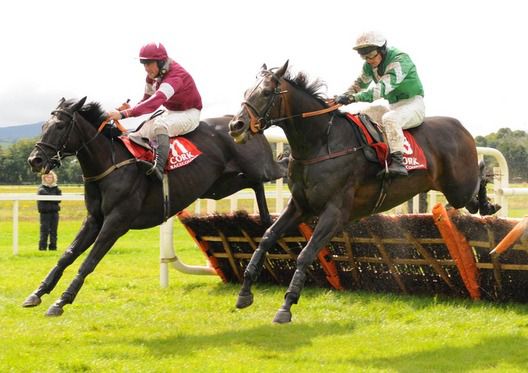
[107, 42, 203, 181]
[334, 31, 425, 177]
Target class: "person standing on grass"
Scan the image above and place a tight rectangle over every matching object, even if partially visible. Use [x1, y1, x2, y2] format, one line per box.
[37, 171, 61, 251]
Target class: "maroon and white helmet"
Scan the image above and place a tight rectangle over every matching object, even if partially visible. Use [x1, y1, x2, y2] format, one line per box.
[139, 42, 168, 61]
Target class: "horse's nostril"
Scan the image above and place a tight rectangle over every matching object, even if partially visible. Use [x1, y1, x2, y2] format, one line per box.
[232, 120, 244, 131]
[28, 156, 43, 171]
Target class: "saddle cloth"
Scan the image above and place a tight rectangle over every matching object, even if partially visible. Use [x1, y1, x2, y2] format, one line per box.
[118, 135, 202, 171]
[346, 113, 427, 171]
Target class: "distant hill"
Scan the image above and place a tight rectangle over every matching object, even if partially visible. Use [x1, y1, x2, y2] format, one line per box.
[0, 122, 42, 146]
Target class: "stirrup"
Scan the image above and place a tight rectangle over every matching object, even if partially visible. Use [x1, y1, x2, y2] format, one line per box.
[146, 160, 157, 175]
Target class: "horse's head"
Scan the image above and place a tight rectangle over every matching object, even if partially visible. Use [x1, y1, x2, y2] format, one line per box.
[229, 60, 289, 144]
[27, 96, 87, 173]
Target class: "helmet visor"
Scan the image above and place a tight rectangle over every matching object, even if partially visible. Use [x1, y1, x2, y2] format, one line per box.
[140, 59, 156, 65]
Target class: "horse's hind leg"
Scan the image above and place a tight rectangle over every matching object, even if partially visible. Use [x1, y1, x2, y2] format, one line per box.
[464, 161, 501, 215]
[202, 174, 274, 226]
[236, 200, 300, 309]
[22, 216, 100, 308]
[477, 173, 501, 215]
[253, 183, 272, 226]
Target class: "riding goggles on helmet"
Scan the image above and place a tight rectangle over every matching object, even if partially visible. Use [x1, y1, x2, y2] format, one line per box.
[359, 49, 379, 60]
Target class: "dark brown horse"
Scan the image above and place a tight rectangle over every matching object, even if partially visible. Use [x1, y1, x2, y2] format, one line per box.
[228, 61, 500, 323]
[24, 97, 288, 316]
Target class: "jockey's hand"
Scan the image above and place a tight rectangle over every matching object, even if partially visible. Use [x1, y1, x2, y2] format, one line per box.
[116, 100, 131, 111]
[107, 111, 123, 121]
[334, 94, 353, 105]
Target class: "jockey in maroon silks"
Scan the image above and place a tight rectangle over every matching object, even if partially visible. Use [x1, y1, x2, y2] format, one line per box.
[107, 42, 203, 181]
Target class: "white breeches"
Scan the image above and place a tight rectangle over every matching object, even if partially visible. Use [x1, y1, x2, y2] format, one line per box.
[360, 95, 425, 153]
[135, 108, 201, 138]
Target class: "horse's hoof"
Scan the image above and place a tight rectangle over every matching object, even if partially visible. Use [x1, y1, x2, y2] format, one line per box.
[22, 294, 41, 308]
[465, 199, 479, 214]
[45, 304, 64, 317]
[272, 308, 292, 324]
[481, 203, 501, 216]
[236, 292, 254, 309]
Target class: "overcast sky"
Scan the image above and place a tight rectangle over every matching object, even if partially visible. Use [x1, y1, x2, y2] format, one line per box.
[1, 0, 526, 136]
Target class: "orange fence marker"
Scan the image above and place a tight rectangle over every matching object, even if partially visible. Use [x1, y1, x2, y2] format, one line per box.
[177, 211, 227, 283]
[298, 223, 343, 290]
[432, 203, 480, 300]
[490, 217, 528, 255]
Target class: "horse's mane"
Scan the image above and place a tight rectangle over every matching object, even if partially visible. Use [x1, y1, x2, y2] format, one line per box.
[79, 101, 106, 124]
[61, 98, 106, 125]
[283, 71, 328, 103]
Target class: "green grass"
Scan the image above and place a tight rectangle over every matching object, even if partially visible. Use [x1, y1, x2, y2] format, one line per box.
[2, 186, 528, 372]
[3, 224, 528, 372]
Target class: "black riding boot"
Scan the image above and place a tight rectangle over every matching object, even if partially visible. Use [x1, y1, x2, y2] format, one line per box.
[387, 151, 408, 177]
[147, 134, 170, 181]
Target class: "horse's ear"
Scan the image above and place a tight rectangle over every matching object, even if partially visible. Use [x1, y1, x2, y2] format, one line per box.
[261, 63, 268, 71]
[275, 60, 289, 79]
[70, 96, 87, 112]
[58, 97, 66, 107]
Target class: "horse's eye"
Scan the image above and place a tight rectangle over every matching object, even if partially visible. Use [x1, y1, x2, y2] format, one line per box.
[262, 89, 272, 97]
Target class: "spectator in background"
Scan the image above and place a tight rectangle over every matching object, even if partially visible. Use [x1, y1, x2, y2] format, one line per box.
[37, 171, 61, 251]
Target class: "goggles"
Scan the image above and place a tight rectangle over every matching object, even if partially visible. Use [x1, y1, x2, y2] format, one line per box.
[360, 50, 379, 60]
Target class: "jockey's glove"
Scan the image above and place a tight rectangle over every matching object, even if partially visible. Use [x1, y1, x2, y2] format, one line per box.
[335, 94, 354, 105]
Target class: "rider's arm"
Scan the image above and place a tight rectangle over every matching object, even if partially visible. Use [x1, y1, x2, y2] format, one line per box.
[121, 79, 182, 118]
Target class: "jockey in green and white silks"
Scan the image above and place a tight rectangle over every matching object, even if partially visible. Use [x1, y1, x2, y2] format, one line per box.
[335, 31, 425, 177]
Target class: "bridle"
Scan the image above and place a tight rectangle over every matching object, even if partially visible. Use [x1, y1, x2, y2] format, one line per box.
[34, 109, 80, 170]
[241, 71, 287, 133]
[241, 70, 341, 134]
[35, 108, 122, 171]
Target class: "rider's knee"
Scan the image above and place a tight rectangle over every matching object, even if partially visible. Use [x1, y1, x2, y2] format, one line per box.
[153, 122, 169, 136]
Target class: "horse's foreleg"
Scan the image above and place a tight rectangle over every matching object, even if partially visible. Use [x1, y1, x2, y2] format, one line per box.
[273, 203, 343, 324]
[236, 200, 300, 309]
[22, 216, 100, 308]
[45, 224, 129, 316]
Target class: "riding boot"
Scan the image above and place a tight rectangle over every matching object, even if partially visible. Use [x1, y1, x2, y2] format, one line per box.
[147, 134, 170, 181]
[387, 151, 408, 177]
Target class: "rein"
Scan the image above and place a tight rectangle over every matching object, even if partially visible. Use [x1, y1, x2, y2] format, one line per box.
[81, 118, 136, 182]
[270, 104, 342, 125]
[242, 74, 360, 165]
[97, 118, 127, 134]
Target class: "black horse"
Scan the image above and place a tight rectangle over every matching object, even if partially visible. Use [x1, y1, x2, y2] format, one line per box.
[24, 97, 288, 316]
[228, 61, 500, 323]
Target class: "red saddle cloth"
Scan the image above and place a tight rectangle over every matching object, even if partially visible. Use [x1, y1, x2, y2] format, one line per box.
[347, 114, 427, 171]
[119, 136, 202, 171]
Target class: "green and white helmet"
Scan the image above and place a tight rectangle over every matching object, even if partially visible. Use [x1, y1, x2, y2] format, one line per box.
[353, 31, 387, 51]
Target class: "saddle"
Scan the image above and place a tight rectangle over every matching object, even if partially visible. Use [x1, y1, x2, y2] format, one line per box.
[345, 113, 388, 164]
[344, 113, 428, 171]
[118, 134, 202, 171]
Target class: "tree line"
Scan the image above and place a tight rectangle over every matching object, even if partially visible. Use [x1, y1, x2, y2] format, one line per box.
[0, 128, 527, 185]
[475, 128, 528, 183]
[0, 138, 83, 185]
